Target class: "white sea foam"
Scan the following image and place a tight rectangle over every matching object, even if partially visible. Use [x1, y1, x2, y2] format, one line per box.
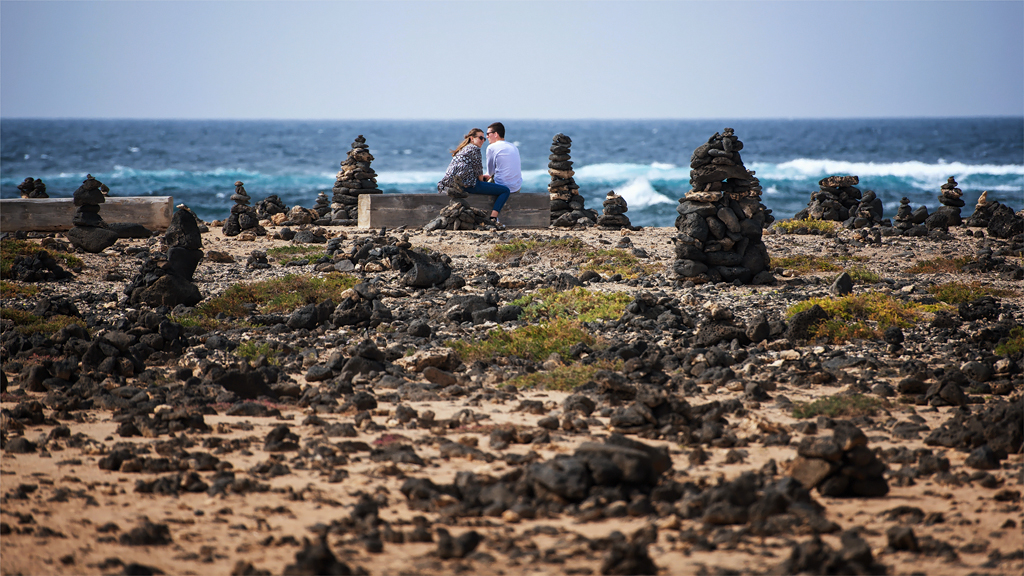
[750, 158, 1024, 190]
[613, 178, 674, 208]
[375, 170, 444, 185]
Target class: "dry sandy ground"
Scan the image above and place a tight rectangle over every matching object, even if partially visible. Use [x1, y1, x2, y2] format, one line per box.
[2, 223, 1022, 575]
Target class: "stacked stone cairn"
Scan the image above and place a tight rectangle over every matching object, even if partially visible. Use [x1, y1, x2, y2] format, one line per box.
[673, 129, 774, 285]
[596, 191, 631, 229]
[966, 191, 1024, 239]
[794, 175, 883, 228]
[66, 175, 119, 253]
[125, 208, 203, 308]
[331, 135, 381, 225]
[788, 421, 889, 498]
[223, 181, 265, 237]
[17, 177, 47, 198]
[313, 191, 331, 221]
[254, 195, 288, 220]
[893, 197, 929, 236]
[423, 191, 494, 231]
[924, 176, 964, 231]
[548, 133, 598, 227]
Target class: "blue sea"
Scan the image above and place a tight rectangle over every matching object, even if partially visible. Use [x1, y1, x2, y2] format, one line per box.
[2, 118, 1022, 228]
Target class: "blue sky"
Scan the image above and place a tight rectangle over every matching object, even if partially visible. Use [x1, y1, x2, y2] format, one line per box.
[2, 0, 1021, 119]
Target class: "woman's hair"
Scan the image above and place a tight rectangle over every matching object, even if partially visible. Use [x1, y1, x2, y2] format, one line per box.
[451, 128, 484, 156]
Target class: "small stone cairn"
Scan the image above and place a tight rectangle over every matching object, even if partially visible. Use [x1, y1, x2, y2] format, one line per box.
[331, 135, 381, 225]
[423, 187, 494, 232]
[966, 191, 1024, 239]
[893, 197, 929, 236]
[254, 195, 288, 221]
[125, 208, 203, 308]
[313, 191, 331, 220]
[788, 422, 889, 498]
[17, 177, 47, 198]
[596, 191, 631, 229]
[924, 176, 964, 231]
[66, 175, 119, 253]
[223, 181, 265, 237]
[673, 129, 774, 285]
[548, 133, 598, 228]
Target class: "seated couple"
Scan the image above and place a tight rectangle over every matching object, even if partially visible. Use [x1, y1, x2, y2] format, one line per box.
[436, 122, 522, 225]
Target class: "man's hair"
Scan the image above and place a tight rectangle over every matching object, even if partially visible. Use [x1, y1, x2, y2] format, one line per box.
[487, 122, 505, 139]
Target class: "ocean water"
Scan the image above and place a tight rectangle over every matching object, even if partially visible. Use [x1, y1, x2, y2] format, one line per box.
[1, 118, 1022, 228]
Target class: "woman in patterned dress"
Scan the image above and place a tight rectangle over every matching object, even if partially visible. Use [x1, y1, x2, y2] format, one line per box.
[437, 128, 511, 223]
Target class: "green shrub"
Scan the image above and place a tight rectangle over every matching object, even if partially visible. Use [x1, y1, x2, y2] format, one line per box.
[928, 281, 1019, 305]
[0, 308, 87, 337]
[771, 218, 840, 235]
[792, 394, 890, 419]
[506, 360, 621, 391]
[787, 293, 937, 343]
[235, 340, 281, 365]
[448, 318, 601, 363]
[905, 256, 973, 274]
[1, 239, 83, 276]
[580, 249, 662, 279]
[486, 237, 589, 263]
[198, 273, 358, 318]
[510, 287, 632, 323]
[0, 281, 39, 299]
[995, 325, 1024, 357]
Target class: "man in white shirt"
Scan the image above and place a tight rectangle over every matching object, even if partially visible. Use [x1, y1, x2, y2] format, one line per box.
[484, 122, 522, 195]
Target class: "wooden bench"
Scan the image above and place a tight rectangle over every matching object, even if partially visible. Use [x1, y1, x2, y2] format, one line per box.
[0, 196, 174, 233]
[358, 193, 550, 229]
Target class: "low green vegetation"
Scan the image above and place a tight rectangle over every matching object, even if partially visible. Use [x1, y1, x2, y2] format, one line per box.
[791, 394, 890, 419]
[485, 237, 589, 263]
[995, 325, 1024, 357]
[0, 281, 39, 299]
[510, 287, 632, 323]
[197, 273, 358, 318]
[787, 292, 942, 343]
[844, 266, 881, 284]
[1, 239, 83, 276]
[448, 318, 601, 363]
[266, 245, 328, 262]
[905, 256, 973, 274]
[234, 340, 281, 365]
[506, 359, 621, 391]
[771, 218, 840, 235]
[928, 281, 1019, 305]
[771, 255, 843, 273]
[580, 249, 662, 279]
[0, 307, 87, 337]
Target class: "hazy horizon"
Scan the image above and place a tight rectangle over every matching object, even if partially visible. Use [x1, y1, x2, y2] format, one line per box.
[2, 1, 1021, 121]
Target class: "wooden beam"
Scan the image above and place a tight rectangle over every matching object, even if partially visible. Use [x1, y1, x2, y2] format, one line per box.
[358, 193, 550, 229]
[0, 196, 174, 233]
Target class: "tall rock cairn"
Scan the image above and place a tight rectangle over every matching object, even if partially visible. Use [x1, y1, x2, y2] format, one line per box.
[66, 174, 119, 253]
[549, 133, 597, 227]
[925, 176, 964, 231]
[223, 181, 265, 236]
[17, 177, 47, 198]
[673, 129, 774, 285]
[331, 135, 380, 225]
[125, 208, 203, 308]
[596, 191, 631, 229]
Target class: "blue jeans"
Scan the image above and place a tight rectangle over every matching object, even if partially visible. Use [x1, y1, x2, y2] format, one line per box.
[466, 180, 511, 213]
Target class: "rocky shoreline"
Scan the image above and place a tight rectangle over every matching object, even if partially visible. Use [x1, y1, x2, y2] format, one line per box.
[2, 215, 1023, 575]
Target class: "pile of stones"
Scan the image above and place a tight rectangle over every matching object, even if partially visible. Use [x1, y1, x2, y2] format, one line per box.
[17, 177, 47, 198]
[924, 176, 965, 231]
[548, 133, 598, 228]
[254, 195, 288, 221]
[794, 175, 885, 228]
[125, 208, 203, 308]
[596, 191, 632, 229]
[788, 421, 889, 497]
[313, 191, 331, 222]
[673, 129, 775, 285]
[223, 181, 265, 237]
[331, 135, 381, 225]
[66, 175, 119, 253]
[893, 197, 930, 236]
[423, 198, 493, 232]
[966, 191, 1024, 239]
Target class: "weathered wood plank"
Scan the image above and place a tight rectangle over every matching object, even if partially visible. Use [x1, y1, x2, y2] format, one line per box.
[358, 193, 549, 229]
[0, 197, 174, 233]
